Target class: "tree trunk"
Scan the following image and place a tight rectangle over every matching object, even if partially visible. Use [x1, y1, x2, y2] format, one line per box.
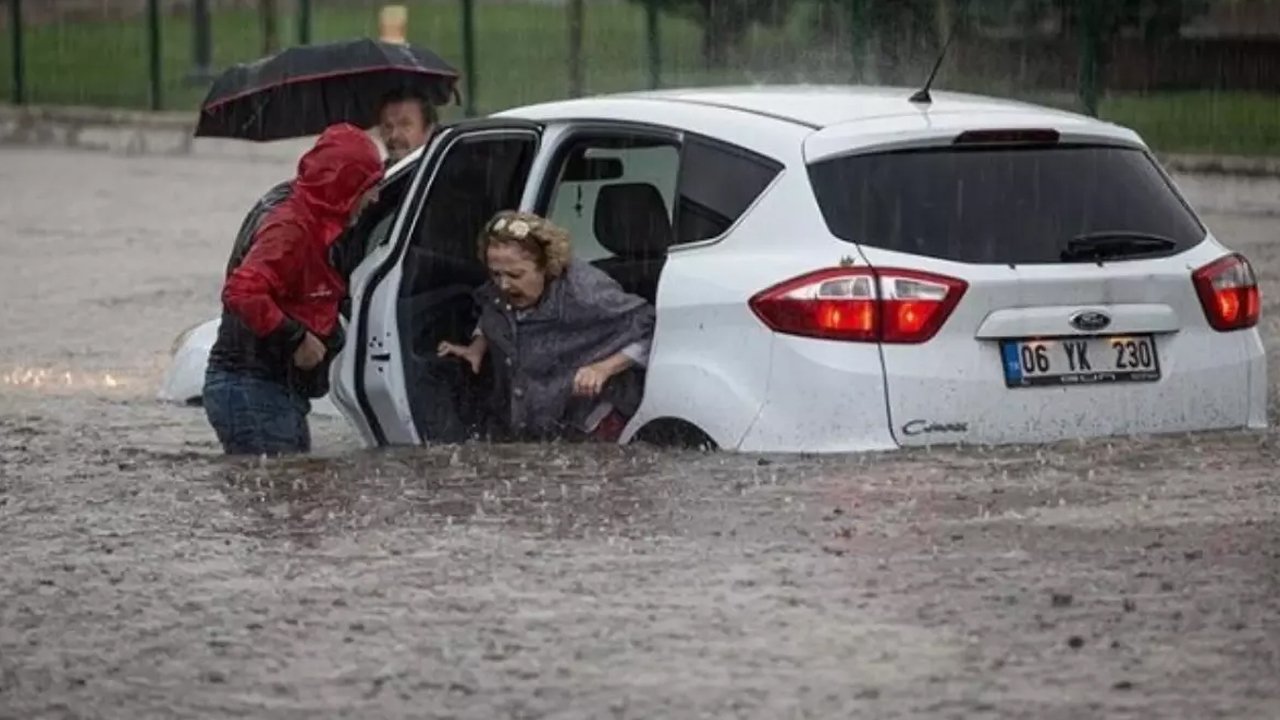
[567, 0, 585, 97]
[260, 0, 279, 56]
[935, 0, 952, 43]
[848, 0, 874, 82]
[700, 0, 741, 69]
[1076, 0, 1104, 116]
[810, 0, 843, 45]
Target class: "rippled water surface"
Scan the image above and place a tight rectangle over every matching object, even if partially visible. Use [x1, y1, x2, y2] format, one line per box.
[1, 149, 1278, 718]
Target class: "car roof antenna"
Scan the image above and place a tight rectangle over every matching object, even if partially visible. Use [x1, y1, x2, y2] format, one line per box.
[909, 3, 968, 105]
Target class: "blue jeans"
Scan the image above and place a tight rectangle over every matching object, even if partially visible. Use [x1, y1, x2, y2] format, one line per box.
[203, 368, 311, 456]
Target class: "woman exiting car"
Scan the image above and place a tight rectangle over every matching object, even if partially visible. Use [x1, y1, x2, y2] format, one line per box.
[438, 211, 656, 443]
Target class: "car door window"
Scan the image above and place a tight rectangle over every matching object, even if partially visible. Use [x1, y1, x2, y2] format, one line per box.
[400, 132, 539, 298]
[543, 136, 681, 262]
[674, 135, 783, 245]
[346, 168, 413, 260]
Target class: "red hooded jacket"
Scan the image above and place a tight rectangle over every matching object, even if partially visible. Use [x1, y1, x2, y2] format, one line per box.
[208, 124, 384, 394]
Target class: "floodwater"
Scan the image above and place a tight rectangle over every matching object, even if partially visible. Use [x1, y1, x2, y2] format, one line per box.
[1, 147, 1278, 718]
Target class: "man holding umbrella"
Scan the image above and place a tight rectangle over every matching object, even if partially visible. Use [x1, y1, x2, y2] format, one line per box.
[197, 37, 460, 276]
[203, 124, 384, 455]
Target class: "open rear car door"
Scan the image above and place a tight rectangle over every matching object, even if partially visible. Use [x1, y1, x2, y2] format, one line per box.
[331, 120, 543, 447]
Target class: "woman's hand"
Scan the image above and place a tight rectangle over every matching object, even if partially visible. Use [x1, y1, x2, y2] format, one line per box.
[573, 363, 611, 398]
[574, 350, 641, 397]
[437, 340, 484, 375]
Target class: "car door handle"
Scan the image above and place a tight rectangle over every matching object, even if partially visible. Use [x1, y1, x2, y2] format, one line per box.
[370, 353, 391, 362]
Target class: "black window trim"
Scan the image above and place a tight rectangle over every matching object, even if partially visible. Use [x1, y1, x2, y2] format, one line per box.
[394, 126, 544, 266]
[668, 132, 786, 251]
[1137, 147, 1209, 237]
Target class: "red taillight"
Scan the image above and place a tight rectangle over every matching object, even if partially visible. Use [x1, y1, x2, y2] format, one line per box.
[749, 267, 967, 344]
[1192, 253, 1260, 332]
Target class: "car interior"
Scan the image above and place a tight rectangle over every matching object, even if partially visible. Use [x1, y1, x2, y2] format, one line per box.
[544, 137, 681, 305]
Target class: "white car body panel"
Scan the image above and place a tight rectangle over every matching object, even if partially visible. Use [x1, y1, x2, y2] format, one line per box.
[330, 232, 411, 446]
[617, 152, 896, 452]
[157, 318, 220, 405]
[164, 85, 1268, 453]
[495, 95, 811, 162]
[157, 317, 341, 417]
[859, 238, 1263, 447]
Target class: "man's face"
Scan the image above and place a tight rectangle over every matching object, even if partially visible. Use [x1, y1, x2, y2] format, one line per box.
[377, 99, 431, 164]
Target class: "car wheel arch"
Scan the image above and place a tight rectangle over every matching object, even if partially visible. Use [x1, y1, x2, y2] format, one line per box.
[628, 417, 719, 451]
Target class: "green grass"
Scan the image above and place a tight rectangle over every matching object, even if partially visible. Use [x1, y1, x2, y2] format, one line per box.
[0, 1, 748, 117]
[0, 1, 1277, 156]
[1100, 92, 1280, 156]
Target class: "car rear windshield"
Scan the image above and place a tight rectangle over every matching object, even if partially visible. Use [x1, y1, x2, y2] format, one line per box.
[807, 145, 1205, 264]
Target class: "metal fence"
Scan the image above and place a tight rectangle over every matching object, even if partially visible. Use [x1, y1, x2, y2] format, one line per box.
[0, 0, 1071, 117]
[2, 0, 1279, 119]
[1, 0, 671, 116]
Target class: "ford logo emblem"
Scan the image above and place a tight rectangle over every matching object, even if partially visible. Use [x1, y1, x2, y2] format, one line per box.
[1070, 310, 1112, 332]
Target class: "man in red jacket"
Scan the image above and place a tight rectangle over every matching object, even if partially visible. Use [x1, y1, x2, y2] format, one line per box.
[203, 124, 384, 455]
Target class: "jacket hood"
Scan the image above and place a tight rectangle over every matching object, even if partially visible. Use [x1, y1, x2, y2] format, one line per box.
[291, 123, 384, 232]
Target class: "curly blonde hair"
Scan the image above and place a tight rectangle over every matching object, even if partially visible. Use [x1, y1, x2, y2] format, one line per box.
[477, 210, 572, 278]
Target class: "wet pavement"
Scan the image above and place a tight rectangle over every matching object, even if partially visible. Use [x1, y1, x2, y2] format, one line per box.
[1, 147, 1279, 718]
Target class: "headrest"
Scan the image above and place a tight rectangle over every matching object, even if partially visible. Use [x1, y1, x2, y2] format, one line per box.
[593, 183, 673, 258]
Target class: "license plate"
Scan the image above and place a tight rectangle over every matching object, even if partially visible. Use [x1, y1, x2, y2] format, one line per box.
[1000, 335, 1161, 388]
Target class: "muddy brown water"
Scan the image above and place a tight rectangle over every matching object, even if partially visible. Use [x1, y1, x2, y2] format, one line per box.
[1, 148, 1278, 718]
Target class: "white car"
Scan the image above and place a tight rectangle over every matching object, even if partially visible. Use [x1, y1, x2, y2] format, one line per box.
[163, 84, 1267, 453]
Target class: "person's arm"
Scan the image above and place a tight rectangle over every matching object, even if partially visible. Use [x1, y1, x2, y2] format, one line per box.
[568, 263, 657, 396]
[619, 338, 652, 369]
[595, 350, 637, 377]
[222, 221, 308, 352]
[438, 329, 488, 374]
[573, 348, 641, 397]
[226, 181, 291, 275]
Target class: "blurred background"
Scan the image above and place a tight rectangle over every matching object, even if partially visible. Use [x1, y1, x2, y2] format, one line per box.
[1, 0, 1277, 156]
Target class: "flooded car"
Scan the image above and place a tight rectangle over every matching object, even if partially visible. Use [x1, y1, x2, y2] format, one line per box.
[164, 84, 1267, 453]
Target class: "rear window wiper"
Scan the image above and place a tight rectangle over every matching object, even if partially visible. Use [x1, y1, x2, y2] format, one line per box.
[1060, 232, 1178, 262]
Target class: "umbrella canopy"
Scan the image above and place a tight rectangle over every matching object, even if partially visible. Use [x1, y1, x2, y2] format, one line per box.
[195, 38, 461, 142]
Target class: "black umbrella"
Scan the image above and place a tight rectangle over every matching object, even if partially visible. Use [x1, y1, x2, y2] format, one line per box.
[195, 38, 461, 142]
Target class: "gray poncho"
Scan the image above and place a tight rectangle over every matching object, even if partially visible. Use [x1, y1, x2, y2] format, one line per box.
[474, 260, 656, 440]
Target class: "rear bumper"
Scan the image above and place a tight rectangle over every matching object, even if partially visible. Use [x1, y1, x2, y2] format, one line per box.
[883, 328, 1266, 447]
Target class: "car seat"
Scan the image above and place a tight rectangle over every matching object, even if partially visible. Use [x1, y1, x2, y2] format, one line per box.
[591, 183, 673, 304]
